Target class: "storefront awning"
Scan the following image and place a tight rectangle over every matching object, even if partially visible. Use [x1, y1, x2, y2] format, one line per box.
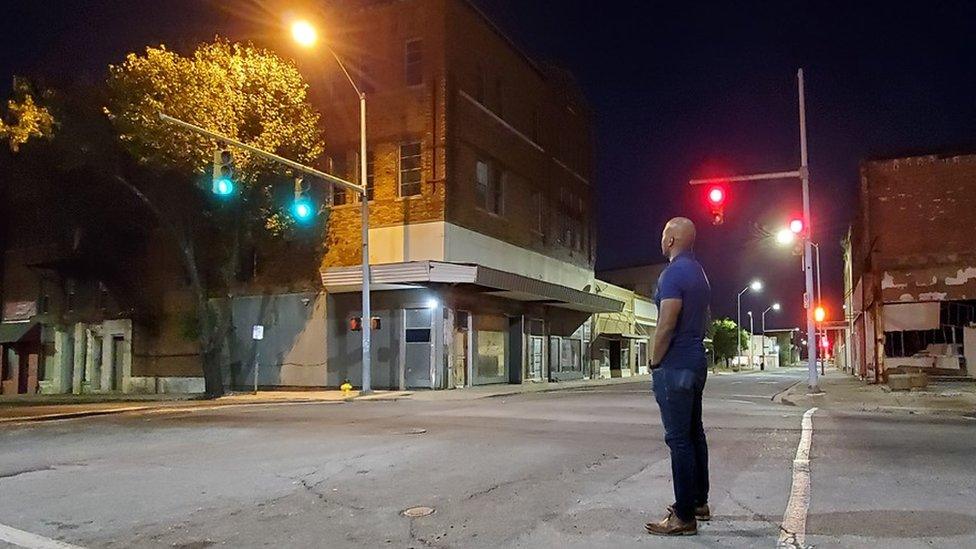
[0, 321, 40, 344]
[322, 261, 624, 313]
[594, 332, 648, 340]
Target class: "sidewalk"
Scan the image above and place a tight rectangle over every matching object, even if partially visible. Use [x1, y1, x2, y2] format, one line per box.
[0, 375, 660, 423]
[0, 390, 373, 424]
[774, 368, 976, 417]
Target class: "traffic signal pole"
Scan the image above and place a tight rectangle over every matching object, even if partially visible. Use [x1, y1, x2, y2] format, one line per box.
[158, 112, 374, 392]
[689, 69, 821, 393]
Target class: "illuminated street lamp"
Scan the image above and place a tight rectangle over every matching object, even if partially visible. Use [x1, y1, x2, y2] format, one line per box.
[290, 20, 318, 47]
[737, 280, 762, 366]
[775, 228, 795, 246]
[291, 18, 374, 393]
[760, 303, 780, 370]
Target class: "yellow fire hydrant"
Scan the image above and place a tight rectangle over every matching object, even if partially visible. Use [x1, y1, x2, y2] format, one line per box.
[340, 381, 354, 395]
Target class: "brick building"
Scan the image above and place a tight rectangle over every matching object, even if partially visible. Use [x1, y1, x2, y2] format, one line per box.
[843, 152, 976, 382]
[312, 0, 622, 389]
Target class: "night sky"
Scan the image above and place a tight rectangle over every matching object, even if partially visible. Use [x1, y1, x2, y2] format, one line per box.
[3, 1, 975, 330]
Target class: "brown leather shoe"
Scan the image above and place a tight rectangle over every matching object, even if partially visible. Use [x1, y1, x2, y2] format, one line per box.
[645, 508, 698, 536]
[669, 503, 711, 521]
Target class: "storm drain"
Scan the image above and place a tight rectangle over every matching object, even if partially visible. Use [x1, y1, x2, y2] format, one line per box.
[402, 506, 435, 518]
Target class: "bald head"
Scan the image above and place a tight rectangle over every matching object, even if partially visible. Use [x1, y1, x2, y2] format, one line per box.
[661, 217, 697, 260]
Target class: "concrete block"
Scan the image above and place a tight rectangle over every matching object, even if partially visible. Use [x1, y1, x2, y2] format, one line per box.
[909, 373, 929, 389]
[887, 374, 913, 391]
[158, 377, 205, 394]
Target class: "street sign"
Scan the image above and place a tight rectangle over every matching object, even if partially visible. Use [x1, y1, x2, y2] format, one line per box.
[252, 325, 264, 341]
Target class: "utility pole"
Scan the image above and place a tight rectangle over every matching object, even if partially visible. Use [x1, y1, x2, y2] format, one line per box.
[690, 69, 821, 392]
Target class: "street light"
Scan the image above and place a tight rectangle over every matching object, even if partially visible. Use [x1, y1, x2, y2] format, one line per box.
[761, 303, 780, 371]
[747, 310, 755, 369]
[689, 69, 820, 393]
[290, 20, 318, 47]
[775, 228, 795, 245]
[737, 280, 762, 367]
[291, 19, 374, 393]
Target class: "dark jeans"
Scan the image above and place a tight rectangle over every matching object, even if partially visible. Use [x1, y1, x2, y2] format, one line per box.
[652, 367, 709, 522]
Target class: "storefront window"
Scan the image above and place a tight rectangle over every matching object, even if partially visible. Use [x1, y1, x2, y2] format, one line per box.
[475, 330, 505, 381]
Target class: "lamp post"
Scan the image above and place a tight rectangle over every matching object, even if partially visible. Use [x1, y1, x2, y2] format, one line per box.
[761, 303, 780, 371]
[737, 280, 762, 368]
[690, 69, 820, 393]
[292, 20, 373, 393]
[747, 310, 754, 369]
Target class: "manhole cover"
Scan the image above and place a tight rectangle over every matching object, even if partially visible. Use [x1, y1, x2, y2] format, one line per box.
[403, 506, 435, 518]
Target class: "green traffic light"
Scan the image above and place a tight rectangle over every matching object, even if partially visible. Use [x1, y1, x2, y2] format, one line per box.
[291, 197, 315, 222]
[213, 177, 235, 196]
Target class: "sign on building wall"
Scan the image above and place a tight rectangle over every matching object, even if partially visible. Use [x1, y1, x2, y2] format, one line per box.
[2, 301, 36, 322]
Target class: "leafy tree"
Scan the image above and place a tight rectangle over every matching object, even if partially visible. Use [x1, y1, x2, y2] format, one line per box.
[707, 318, 749, 369]
[100, 40, 326, 396]
[0, 79, 54, 151]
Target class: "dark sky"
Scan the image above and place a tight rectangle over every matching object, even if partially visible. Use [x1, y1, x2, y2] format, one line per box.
[3, 1, 975, 329]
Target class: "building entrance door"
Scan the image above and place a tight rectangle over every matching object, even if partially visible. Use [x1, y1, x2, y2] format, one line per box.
[452, 311, 470, 388]
[609, 340, 622, 377]
[404, 308, 434, 389]
[528, 336, 544, 381]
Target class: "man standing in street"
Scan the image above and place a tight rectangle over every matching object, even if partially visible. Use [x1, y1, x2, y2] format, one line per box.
[645, 217, 711, 536]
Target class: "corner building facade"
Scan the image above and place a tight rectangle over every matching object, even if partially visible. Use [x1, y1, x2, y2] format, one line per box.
[315, 0, 621, 389]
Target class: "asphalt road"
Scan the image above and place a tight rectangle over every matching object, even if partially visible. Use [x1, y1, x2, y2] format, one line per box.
[0, 369, 973, 548]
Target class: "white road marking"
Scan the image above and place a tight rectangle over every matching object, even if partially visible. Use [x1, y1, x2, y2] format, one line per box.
[778, 407, 817, 548]
[0, 523, 84, 549]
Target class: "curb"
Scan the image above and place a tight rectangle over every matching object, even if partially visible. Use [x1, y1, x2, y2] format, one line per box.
[771, 380, 803, 406]
[0, 398, 347, 425]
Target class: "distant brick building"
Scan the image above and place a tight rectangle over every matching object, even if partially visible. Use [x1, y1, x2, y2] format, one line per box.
[315, 0, 621, 388]
[843, 152, 976, 382]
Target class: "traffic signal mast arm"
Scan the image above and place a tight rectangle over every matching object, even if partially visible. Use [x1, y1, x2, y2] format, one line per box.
[159, 112, 364, 196]
[688, 170, 802, 186]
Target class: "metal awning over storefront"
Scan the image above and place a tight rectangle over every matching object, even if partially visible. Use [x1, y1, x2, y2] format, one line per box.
[0, 321, 40, 344]
[594, 332, 648, 340]
[322, 261, 624, 313]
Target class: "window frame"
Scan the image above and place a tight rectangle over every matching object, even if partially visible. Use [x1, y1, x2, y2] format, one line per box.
[404, 38, 423, 87]
[398, 141, 423, 197]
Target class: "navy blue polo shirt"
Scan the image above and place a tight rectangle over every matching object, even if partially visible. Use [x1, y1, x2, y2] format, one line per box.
[654, 251, 711, 369]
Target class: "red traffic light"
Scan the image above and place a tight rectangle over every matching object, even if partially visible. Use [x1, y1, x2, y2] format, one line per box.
[789, 218, 804, 234]
[705, 186, 727, 225]
[707, 186, 725, 205]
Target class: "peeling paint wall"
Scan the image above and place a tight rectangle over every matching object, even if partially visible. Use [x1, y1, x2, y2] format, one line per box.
[856, 154, 976, 304]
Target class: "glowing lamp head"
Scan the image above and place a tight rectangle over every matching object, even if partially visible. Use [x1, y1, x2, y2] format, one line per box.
[814, 306, 826, 323]
[789, 218, 804, 234]
[750, 280, 763, 292]
[775, 228, 796, 246]
[772, 303, 781, 311]
[291, 20, 318, 48]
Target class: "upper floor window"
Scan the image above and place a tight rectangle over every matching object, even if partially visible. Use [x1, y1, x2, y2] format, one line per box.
[366, 150, 375, 201]
[475, 63, 487, 104]
[405, 39, 423, 86]
[494, 76, 504, 119]
[533, 190, 544, 234]
[475, 159, 503, 215]
[330, 155, 349, 205]
[399, 142, 422, 197]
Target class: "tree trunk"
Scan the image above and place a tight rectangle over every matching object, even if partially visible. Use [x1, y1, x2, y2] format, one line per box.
[113, 176, 225, 397]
